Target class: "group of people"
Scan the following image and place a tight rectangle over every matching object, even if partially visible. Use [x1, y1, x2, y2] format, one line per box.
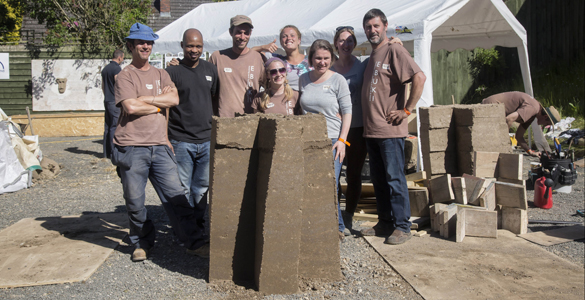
[102, 8, 427, 262]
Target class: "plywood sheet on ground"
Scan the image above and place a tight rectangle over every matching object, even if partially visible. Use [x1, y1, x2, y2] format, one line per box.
[519, 225, 585, 246]
[364, 230, 584, 300]
[0, 213, 128, 288]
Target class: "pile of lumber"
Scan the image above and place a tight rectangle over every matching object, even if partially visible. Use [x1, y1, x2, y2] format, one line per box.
[428, 151, 528, 242]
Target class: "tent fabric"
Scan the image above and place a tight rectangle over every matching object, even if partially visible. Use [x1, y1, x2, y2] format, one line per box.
[154, 0, 534, 106]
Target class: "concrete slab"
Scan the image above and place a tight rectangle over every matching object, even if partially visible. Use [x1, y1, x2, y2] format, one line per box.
[0, 213, 128, 288]
[364, 230, 584, 300]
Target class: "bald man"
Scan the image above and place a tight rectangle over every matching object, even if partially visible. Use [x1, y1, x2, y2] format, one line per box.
[165, 29, 219, 255]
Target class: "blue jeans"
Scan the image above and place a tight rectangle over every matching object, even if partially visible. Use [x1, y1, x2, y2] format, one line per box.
[332, 139, 346, 232]
[365, 138, 411, 233]
[170, 140, 210, 236]
[117, 145, 206, 250]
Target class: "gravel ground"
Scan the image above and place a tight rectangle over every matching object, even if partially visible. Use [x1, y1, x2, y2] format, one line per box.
[1, 137, 582, 299]
[522, 152, 585, 268]
[0, 136, 423, 299]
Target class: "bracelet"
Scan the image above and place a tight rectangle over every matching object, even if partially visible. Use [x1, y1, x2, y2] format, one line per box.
[157, 108, 161, 113]
[527, 149, 534, 154]
[404, 108, 411, 116]
[338, 138, 350, 147]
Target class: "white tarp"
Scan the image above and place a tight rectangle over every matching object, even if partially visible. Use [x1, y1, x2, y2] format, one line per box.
[154, 0, 534, 107]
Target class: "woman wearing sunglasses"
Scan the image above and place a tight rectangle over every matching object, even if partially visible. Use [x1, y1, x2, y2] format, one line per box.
[330, 26, 403, 230]
[254, 25, 312, 91]
[252, 57, 300, 115]
[299, 39, 352, 240]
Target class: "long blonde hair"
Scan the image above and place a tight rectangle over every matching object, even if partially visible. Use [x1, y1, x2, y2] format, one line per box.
[260, 60, 294, 111]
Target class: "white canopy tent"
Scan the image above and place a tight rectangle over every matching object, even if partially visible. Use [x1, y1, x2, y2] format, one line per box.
[154, 0, 540, 168]
[154, 0, 534, 106]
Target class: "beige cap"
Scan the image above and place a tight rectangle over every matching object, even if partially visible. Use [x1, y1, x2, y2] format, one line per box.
[230, 15, 253, 28]
[543, 106, 561, 126]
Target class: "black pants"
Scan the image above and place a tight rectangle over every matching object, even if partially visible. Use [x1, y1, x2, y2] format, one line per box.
[343, 127, 368, 216]
[103, 101, 120, 159]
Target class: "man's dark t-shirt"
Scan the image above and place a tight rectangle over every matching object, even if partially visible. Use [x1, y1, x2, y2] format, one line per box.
[166, 59, 219, 144]
[101, 61, 122, 103]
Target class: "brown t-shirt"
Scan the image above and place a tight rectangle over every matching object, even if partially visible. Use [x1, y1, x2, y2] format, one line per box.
[209, 48, 265, 117]
[251, 90, 300, 116]
[113, 64, 176, 146]
[482, 91, 540, 129]
[361, 43, 422, 138]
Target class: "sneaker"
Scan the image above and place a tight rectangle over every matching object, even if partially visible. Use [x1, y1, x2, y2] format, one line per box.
[359, 222, 394, 237]
[187, 243, 210, 258]
[343, 228, 351, 236]
[132, 248, 148, 262]
[384, 230, 412, 245]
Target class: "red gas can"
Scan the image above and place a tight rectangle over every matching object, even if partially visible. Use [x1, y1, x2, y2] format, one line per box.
[534, 176, 553, 209]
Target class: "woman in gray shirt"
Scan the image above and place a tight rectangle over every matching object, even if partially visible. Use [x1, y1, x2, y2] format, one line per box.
[299, 39, 352, 240]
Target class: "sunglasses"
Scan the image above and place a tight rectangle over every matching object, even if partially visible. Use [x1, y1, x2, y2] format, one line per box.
[336, 26, 354, 32]
[269, 67, 287, 76]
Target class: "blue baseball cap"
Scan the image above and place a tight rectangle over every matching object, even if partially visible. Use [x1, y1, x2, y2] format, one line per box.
[125, 23, 159, 41]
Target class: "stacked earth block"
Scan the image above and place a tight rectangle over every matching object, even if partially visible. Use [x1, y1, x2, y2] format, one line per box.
[419, 104, 511, 178]
[453, 103, 512, 175]
[209, 113, 340, 294]
[419, 105, 457, 179]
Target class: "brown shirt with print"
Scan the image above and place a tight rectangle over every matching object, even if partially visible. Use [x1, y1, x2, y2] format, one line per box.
[362, 43, 422, 138]
[251, 90, 300, 115]
[209, 48, 265, 117]
[482, 91, 540, 129]
[114, 65, 176, 146]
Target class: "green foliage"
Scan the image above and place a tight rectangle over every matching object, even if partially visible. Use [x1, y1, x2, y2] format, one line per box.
[0, 0, 23, 43]
[25, 0, 152, 52]
[468, 48, 506, 81]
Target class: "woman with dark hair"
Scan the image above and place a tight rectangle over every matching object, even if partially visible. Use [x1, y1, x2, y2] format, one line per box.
[254, 25, 312, 90]
[299, 39, 352, 240]
[252, 57, 300, 115]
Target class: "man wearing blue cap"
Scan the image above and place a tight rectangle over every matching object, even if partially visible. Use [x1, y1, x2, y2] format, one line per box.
[112, 23, 208, 262]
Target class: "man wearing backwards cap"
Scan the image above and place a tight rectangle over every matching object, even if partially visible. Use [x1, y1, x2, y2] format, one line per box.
[113, 23, 208, 262]
[482, 91, 561, 158]
[209, 15, 265, 117]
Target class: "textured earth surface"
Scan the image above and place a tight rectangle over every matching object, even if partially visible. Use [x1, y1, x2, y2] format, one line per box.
[0, 136, 582, 299]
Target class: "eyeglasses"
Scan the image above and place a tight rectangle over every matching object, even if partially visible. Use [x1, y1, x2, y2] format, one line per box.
[269, 67, 287, 76]
[336, 26, 354, 32]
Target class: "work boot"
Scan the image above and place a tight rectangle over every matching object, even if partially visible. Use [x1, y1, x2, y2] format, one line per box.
[384, 230, 412, 245]
[187, 243, 210, 258]
[132, 248, 148, 262]
[359, 222, 394, 237]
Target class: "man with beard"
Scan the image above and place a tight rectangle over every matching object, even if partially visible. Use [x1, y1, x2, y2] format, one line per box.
[165, 29, 218, 249]
[359, 9, 427, 245]
[209, 15, 265, 117]
[113, 23, 207, 261]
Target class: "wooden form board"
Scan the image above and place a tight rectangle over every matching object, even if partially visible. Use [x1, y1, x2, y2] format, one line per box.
[429, 174, 455, 203]
[462, 174, 486, 205]
[456, 209, 498, 242]
[502, 207, 528, 234]
[409, 187, 429, 217]
[498, 153, 523, 180]
[405, 171, 426, 182]
[495, 181, 528, 209]
[451, 177, 467, 204]
[473, 151, 499, 178]
[439, 204, 458, 238]
[518, 225, 585, 246]
[478, 181, 496, 211]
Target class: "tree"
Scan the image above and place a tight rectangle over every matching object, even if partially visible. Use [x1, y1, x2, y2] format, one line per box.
[25, 0, 152, 52]
[0, 0, 23, 43]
